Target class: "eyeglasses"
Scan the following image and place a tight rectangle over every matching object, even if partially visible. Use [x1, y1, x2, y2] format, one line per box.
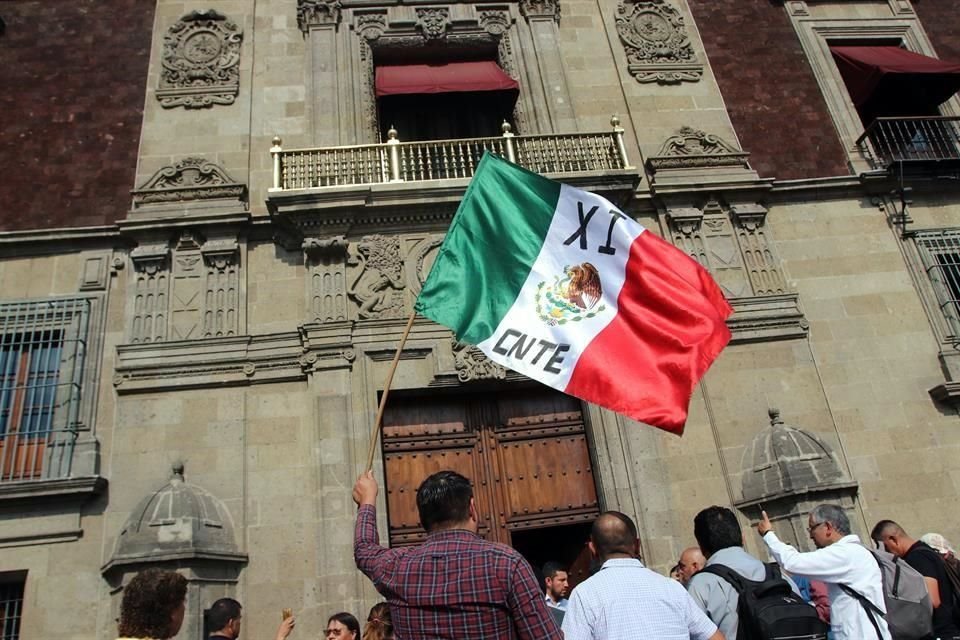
[325, 629, 344, 637]
[808, 521, 826, 534]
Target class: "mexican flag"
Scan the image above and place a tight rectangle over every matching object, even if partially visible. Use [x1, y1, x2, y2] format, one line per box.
[415, 153, 732, 435]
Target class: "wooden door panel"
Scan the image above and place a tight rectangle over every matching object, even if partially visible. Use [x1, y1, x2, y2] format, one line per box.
[382, 387, 601, 549]
[383, 446, 491, 545]
[381, 396, 498, 545]
[497, 434, 598, 526]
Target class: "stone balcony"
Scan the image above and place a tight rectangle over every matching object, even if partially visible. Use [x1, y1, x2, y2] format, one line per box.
[265, 118, 643, 237]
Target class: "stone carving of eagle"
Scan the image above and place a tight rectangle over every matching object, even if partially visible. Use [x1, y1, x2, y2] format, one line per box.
[565, 263, 602, 310]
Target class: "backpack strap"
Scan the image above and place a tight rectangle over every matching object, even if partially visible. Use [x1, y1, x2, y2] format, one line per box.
[698, 563, 747, 594]
[838, 583, 884, 640]
[764, 562, 782, 581]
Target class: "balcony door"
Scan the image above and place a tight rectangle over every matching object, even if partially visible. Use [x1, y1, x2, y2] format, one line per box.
[381, 387, 600, 584]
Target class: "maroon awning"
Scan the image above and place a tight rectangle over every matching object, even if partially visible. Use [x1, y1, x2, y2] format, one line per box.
[375, 61, 519, 98]
[831, 46, 960, 113]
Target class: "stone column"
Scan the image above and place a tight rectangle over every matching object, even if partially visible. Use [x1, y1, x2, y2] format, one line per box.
[518, 0, 576, 133]
[299, 1, 345, 145]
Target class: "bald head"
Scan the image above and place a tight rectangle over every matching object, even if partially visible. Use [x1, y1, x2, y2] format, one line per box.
[590, 511, 639, 561]
[678, 547, 706, 584]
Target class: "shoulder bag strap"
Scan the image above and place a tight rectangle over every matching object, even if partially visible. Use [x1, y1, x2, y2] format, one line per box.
[838, 583, 884, 640]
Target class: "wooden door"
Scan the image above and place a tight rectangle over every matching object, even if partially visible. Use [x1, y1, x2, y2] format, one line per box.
[381, 387, 600, 549]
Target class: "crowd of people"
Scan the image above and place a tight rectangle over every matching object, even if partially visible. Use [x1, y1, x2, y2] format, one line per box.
[114, 570, 395, 640]
[112, 468, 960, 640]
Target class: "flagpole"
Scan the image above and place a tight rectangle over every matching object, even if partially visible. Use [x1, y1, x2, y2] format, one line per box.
[365, 309, 417, 472]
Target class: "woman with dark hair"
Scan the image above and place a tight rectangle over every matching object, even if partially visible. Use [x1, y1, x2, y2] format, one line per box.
[361, 603, 394, 640]
[325, 612, 360, 640]
[117, 568, 188, 640]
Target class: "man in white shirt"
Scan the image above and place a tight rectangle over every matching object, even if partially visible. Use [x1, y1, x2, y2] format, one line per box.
[562, 511, 723, 640]
[542, 561, 570, 611]
[758, 503, 891, 640]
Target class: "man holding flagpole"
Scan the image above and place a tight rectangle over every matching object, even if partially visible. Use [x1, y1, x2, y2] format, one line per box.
[353, 469, 561, 640]
[353, 152, 733, 637]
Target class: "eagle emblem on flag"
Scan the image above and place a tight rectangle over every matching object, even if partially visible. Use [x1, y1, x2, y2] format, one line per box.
[535, 262, 606, 326]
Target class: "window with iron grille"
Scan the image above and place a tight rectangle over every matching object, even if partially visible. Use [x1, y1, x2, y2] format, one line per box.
[0, 298, 89, 483]
[0, 576, 24, 640]
[915, 230, 960, 340]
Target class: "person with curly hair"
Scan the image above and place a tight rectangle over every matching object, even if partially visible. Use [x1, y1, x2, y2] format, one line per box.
[117, 568, 188, 640]
[361, 603, 394, 640]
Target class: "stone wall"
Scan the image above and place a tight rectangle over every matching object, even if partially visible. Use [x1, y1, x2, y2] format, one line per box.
[770, 194, 960, 541]
[914, 0, 960, 60]
[685, 0, 849, 180]
[0, 0, 154, 231]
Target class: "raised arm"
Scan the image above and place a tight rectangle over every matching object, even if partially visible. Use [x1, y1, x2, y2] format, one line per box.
[352, 471, 404, 588]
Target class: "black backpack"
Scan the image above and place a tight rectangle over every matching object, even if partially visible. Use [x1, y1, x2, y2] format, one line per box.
[699, 563, 829, 640]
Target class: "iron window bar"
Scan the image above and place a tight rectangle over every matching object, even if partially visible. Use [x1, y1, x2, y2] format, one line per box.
[0, 297, 89, 482]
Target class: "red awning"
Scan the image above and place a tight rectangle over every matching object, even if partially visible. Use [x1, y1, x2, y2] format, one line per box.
[831, 46, 960, 111]
[375, 61, 519, 98]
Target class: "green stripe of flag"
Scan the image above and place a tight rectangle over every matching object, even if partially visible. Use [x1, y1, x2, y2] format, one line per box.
[415, 153, 561, 345]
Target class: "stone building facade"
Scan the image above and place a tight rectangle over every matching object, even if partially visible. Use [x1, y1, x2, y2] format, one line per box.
[2, 0, 960, 638]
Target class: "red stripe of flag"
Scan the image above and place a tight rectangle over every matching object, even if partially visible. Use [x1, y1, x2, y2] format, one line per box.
[564, 231, 733, 435]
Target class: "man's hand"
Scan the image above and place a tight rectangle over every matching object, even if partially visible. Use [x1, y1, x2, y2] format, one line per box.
[757, 510, 773, 536]
[275, 616, 295, 640]
[353, 470, 378, 507]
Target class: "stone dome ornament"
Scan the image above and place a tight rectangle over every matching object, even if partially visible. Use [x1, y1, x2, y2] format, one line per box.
[735, 408, 859, 549]
[740, 408, 848, 503]
[102, 462, 247, 573]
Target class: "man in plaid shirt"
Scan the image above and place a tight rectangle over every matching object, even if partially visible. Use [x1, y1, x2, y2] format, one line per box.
[353, 470, 561, 640]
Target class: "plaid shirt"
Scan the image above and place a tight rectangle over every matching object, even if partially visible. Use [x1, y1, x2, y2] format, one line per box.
[354, 504, 561, 640]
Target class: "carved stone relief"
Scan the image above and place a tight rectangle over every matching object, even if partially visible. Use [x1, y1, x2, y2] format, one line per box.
[667, 207, 708, 268]
[480, 10, 511, 37]
[656, 127, 742, 159]
[157, 10, 243, 109]
[701, 202, 752, 299]
[132, 158, 247, 208]
[519, 0, 560, 22]
[415, 8, 450, 40]
[202, 237, 241, 337]
[615, 0, 702, 84]
[130, 244, 171, 344]
[170, 232, 205, 340]
[666, 199, 787, 300]
[298, 0, 342, 33]
[304, 236, 349, 323]
[732, 204, 787, 296]
[127, 232, 244, 344]
[407, 237, 443, 297]
[452, 339, 507, 382]
[347, 235, 405, 320]
[355, 12, 387, 42]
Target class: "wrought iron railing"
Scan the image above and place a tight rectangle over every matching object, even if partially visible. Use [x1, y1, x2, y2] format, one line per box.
[270, 116, 633, 191]
[857, 116, 960, 168]
[0, 297, 88, 483]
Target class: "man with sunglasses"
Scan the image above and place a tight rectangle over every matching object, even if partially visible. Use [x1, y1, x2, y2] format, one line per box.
[758, 504, 891, 640]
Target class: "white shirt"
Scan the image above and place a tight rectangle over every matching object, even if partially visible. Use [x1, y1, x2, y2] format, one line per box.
[561, 558, 718, 640]
[545, 595, 568, 611]
[763, 531, 892, 640]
